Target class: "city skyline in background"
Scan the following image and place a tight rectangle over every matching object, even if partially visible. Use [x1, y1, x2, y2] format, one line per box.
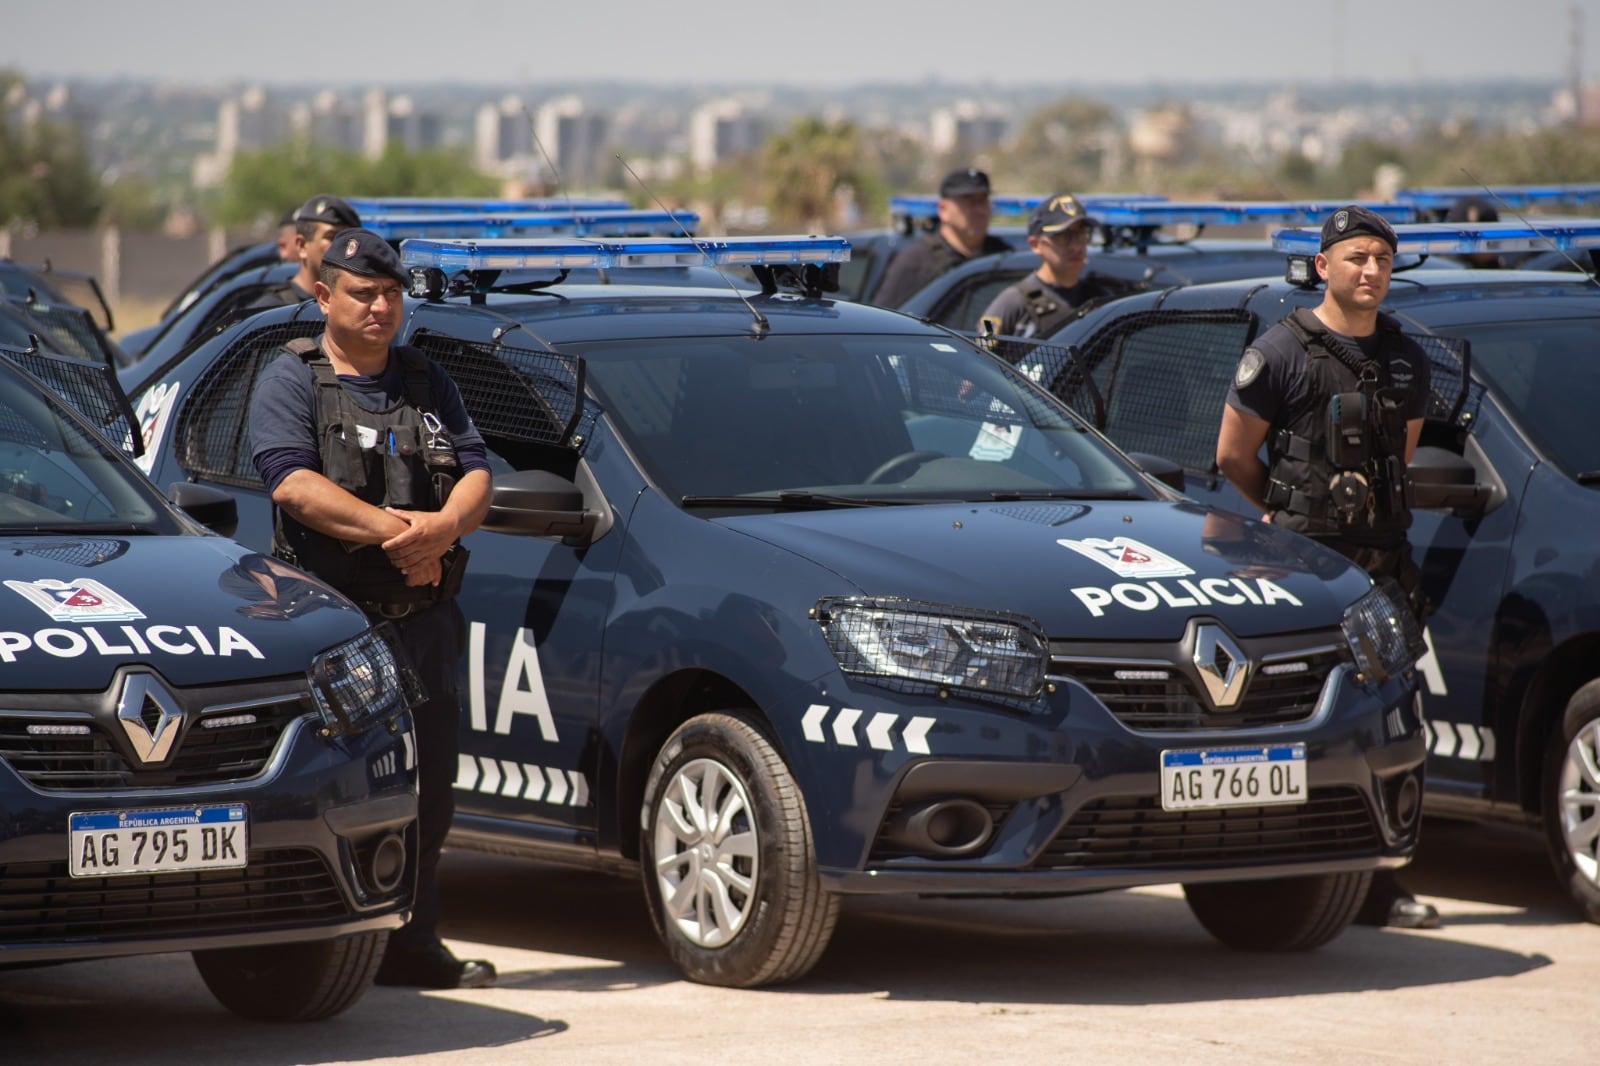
[3, 0, 1597, 89]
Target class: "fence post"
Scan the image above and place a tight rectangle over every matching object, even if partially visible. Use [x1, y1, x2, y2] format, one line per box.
[100, 225, 121, 309]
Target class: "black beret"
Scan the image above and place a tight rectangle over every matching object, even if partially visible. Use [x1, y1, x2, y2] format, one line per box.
[323, 228, 408, 286]
[1320, 204, 1398, 253]
[294, 193, 361, 229]
[939, 167, 991, 199]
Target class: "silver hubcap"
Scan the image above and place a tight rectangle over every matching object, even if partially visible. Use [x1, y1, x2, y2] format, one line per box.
[1559, 718, 1600, 884]
[652, 757, 759, 948]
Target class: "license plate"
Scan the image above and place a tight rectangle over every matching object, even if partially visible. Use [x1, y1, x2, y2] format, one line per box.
[1160, 743, 1307, 811]
[69, 804, 248, 877]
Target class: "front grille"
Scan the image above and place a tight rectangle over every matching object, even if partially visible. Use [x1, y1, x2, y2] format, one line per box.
[1059, 644, 1343, 730]
[0, 698, 311, 791]
[1034, 788, 1379, 870]
[0, 848, 349, 943]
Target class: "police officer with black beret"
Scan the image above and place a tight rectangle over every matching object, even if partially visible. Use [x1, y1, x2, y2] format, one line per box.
[873, 167, 1014, 308]
[248, 228, 499, 987]
[1216, 204, 1439, 930]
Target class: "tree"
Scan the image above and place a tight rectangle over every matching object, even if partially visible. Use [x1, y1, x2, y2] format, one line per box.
[0, 73, 103, 227]
[995, 96, 1120, 192]
[759, 118, 868, 232]
[217, 141, 497, 227]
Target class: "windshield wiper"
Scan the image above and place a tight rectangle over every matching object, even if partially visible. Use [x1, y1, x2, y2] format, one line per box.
[681, 491, 905, 510]
[7, 521, 164, 535]
[1576, 471, 1600, 485]
[988, 489, 1142, 501]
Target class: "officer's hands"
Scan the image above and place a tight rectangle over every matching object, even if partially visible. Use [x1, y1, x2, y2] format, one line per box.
[381, 508, 459, 585]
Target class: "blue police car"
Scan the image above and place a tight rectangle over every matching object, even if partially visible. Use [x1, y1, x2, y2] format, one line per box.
[1030, 218, 1600, 922]
[124, 232, 1428, 986]
[0, 341, 420, 1020]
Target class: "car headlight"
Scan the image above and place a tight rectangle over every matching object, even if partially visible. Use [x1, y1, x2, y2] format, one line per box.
[1340, 581, 1427, 684]
[309, 623, 423, 736]
[816, 596, 1047, 701]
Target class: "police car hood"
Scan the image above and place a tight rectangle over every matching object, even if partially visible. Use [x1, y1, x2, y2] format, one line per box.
[0, 537, 368, 689]
[721, 500, 1372, 640]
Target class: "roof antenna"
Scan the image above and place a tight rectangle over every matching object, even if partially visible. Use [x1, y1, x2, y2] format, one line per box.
[1461, 166, 1600, 286]
[615, 153, 770, 336]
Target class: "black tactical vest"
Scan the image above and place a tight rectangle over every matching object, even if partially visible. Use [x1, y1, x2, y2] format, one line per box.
[272, 339, 460, 606]
[1263, 308, 1418, 540]
[1008, 277, 1082, 338]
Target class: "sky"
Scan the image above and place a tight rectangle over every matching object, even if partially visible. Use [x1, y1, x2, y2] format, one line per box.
[3, 0, 1597, 88]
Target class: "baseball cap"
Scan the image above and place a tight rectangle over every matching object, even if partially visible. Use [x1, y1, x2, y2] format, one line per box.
[323, 228, 408, 287]
[1028, 194, 1098, 238]
[939, 168, 991, 199]
[293, 193, 361, 229]
[1319, 204, 1398, 253]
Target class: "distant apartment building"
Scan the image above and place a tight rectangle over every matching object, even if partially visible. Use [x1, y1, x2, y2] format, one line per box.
[475, 94, 534, 172]
[688, 97, 769, 176]
[535, 95, 610, 187]
[193, 86, 288, 189]
[929, 100, 1007, 159]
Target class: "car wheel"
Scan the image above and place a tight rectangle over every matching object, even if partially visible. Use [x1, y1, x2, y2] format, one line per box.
[640, 711, 839, 987]
[1182, 870, 1371, 951]
[192, 930, 387, 1022]
[1543, 679, 1600, 922]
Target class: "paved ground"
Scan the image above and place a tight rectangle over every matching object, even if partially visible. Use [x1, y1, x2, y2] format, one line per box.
[3, 817, 1589, 1065]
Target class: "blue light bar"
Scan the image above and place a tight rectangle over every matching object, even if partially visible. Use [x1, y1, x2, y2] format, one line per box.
[362, 209, 698, 241]
[1093, 201, 1419, 227]
[1394, 185, 1600, 211]
[400, 235, 852, 274]
[888, 193, 1168, 220]
[1270, 219, 1600, 256]
[346, 196, 631, 215]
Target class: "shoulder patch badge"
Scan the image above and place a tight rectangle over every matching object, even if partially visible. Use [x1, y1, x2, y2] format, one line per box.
[1234, 347, 1265, 388]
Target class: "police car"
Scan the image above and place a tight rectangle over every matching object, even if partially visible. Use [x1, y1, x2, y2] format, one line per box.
[894, 200, 1423, 333]
[125, 232, 1427, 987]
[0, 340, 420, 1020]
[1030, 218, 1600, 922]
[119, 206, 710, 376]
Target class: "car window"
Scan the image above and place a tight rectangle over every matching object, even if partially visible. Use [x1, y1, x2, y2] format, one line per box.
[929, 272, 1029, 331]
[1072, 310, 1259, 472]
[0, 359, 169, 530]
[169, 320, 326, 488]
[1436, 317, 1600, 477]
[577, 332, 1145, 502]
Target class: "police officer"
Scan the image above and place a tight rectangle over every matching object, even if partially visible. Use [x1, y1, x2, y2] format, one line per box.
[273, 207, 299, 262]
[1215, 204, 1438, 930]
[873, 167, 1013, 308]
[255, 193, 363, 309]
[978, 193, 1116, 340]
[1445, 195, 1503, 268]
[248, 228, 498, 987]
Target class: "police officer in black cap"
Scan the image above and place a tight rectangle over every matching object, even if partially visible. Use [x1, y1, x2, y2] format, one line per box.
[1216, 205, 1438, 930]
[873, 167, 1013, 308]
[254, 193, 364, 308]
[1445, 195, 1503, 268]
[248, 228, 499, 987]
[978, 193, 1119, 341]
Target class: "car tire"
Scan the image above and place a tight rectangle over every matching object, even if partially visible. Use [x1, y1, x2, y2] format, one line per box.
[1542, 678, 1600, 923]
[192, 930, 387, 1022]
[640, 711, 839, 987]
[1182, 870, 1371, 951]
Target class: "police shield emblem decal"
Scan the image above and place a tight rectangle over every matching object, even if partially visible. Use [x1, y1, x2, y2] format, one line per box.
[4, 578, 146, 623]
[1057, 537, 1195, 579]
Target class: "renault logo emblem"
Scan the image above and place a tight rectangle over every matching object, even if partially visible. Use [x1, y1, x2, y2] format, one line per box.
[116, 673, 184, 764]
[1193, 624, 1249, 710]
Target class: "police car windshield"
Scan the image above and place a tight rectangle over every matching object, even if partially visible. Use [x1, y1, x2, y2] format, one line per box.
[577, 333, 1148, 504]
[1434, 317, 1600, 481]
[0, 363, 173, 533]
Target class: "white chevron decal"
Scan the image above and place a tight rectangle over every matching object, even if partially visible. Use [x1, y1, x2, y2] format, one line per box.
[802, 703, 829, 743]
[1425, 720, 1495, 762]
[401, 730, 417, 771]
[451, 758, 589, 805]
[832, 707, 863, 746]
[865, 711, 897, 751]
[800, 705, 938, 755]
[1454, 722, 1481, 761]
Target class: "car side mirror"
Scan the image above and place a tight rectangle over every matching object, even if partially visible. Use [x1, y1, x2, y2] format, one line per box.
[481, 468, 608, 545]
[1409, 446, 1491, 517]
[1126, 452, 1185, 492]
[168, 481, 239, 537]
